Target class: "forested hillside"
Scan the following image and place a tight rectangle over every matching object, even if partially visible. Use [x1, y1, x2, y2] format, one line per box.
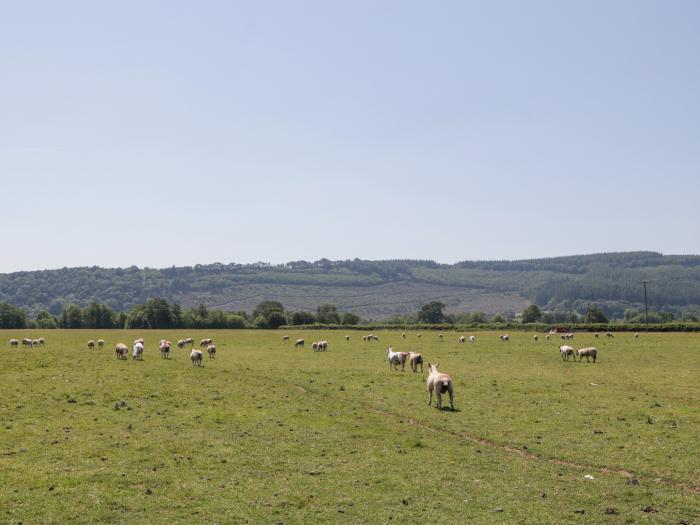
[1, 252, 699, 320]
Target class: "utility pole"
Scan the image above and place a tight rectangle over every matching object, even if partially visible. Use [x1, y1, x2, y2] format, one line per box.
[640, 280, 650, 331]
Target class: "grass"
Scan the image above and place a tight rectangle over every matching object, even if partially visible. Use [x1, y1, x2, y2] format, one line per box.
[1, 329, 698, 524]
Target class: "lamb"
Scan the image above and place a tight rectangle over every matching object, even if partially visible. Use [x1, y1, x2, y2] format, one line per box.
[177, 339, 185, 349]
[207, 344, 216, 358]
[132, 341, 144, 360]
[634, 333, 640, 339]
[282, 335, 290, 342]
[22, 338, 32, 348]
[115, 343, 128, 359]
[345, 335, 350, 341]
[533, 335, 539, 342]
[468, 335, 476, 343]
[312, 342, 319, 351]
[183, 337, 195, 346]
[200, 338, 213, 347]
[386, 347, 407, 371]
[559, 345, 574, 361]
[576, 347, 597, 363]
[191, 348, 203, 366]
[87, 340, 95, 350]
[10, 339, 19, 348]
[38, 337, 45, 346]
[408, 352, 423, 373]
[427, 363, 454, 410]
[295, 339, 304, 348]
[500, 334, 510, 342]
[97, 339, 105, 349]
[317, 340, 328, 352]
[458, 336, 466, 344]
[32, 339, 39, 347]
[159, 339, 171, 359]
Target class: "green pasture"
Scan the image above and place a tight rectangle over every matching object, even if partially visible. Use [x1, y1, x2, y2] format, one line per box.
[1, 330, 698, 524]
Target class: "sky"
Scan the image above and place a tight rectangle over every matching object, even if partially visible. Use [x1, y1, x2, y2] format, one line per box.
[1, 1, 699, 273]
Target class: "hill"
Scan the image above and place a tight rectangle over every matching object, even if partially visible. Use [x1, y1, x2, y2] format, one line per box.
[1, 252, 699, 319]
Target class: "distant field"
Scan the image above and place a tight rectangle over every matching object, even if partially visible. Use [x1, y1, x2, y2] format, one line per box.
[1, 330, 698, 524]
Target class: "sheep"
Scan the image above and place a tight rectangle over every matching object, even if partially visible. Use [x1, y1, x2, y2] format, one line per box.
[32, 339, 39, 347]
[417, 333, 422, 338]
[38, 337, 45, 346]
[401, 333, 406, 339]
[606, 332, 614, 338]
[200, 338, 213, 347]
[312, 341, 319, 351]
[427, 363, 454, 410]
[177, 339, 185, 349]
[533, 335, 539, 342]
[317, 340, 328, 352]
[438, 333, 444, 341]
[159, 339, 171, 359]
[546, 335, 550, 341]
[22, 338, 32, 348]
[458, 336, 466, 344]
[408, 352, 423, 373]
[191, 348, 203, 366]
[594, 333, 599, 338]
[294, 338, 304, 348]
[132, 341, 144, 360]
[559, 345, 574, 361]
[345, 335, 350, 341]
[133, 337, 144, 345]
[97, 339, 105, 349]
[115, 343, 128, 359]
[183, 337, 195, 346]
[87, 340, 95, 350]
[576, 347, 597, 363]
[10, 339, 19, 348]
[500, 334, 510, 342]
[207, 344, 216, 358]
[634, 333, 640, 339]
[282, 335, 290, 342]
[386, 347, 407, 371]
[468, 335, 476, 343]
[362, 335, 368, 342]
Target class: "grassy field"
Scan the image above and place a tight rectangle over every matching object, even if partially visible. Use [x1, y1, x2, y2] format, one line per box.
[1, 330, 698, 524]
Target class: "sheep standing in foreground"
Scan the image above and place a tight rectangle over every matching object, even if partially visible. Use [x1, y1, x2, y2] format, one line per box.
[294, 339, 304, 348]
[207, 344, 216, 358]
[427, 363, 454, 410]
[191, 348, 203, 366]
[132, 341, 144, 360]
[159, 339, 171, 359]
[559, 345, 574, 361]
[408, 352, 423, 373]
[576, 347, 597, 363]
[115, 343, 128, 359]
[87, 340, 95, 350]
[97, 339, 105, 349]
[386, 347, 407, 371]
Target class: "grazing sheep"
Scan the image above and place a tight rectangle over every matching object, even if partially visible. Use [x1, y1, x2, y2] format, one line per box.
[87, 340, 95, 350]
[97, 339, 105, 349]
[634, 333, 640, 339]
[159, 339, 171, 359]
[402, 333, 406, 339]
[282, 335, 290, 342]
[606, 332, 614, 338]
[417, 333, 422, 338]
[191, 348, 203, 366]
[500, 334, 510, 342]
[207, 344, 216, 358]
[468, 335, 476, 343]
[438, 333, 444, 341]
[177, 339, 185, 349]
[132, 342, 144, 360]
[32, 339, 39, 347]
[533, 335, 539, 342]
[427, 363, 454, 410]
[22, 338, 32, 348]
[576, 347, 597, 363]
[408, 352, 423, 373]
[316, 340, 328, 352]
[200, 338, 213, 347]
[386, 347, 407, 371]
[345, 335, 350, 341]
[312, 342, 319, 351]
[560, 334, 566, 340]
[10, 339, 19, 348]
[183, 337, 195, 346]
[38, 337, 45, 346]
[559, 345, 574, 361]
[115, 343, 128, 359]
[294, 338, 304, 348]
[458, 336, 466, 344]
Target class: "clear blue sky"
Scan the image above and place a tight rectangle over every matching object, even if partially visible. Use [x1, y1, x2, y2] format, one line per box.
[1, 1, 698, 273]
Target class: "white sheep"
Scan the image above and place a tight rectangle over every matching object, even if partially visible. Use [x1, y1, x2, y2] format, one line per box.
[97, 339, 105, 349]
[576, 347, 597, 363]
[427, 363, 454, 410]
[87, 340, 95, 350]
[282, 335, 290, 342]
[408, 352, 423, 373]
[191, 348, 203, 366]
[500, 334, 510, 342]
[458, 336, 466, 344]
[468, 335, 476, 343]
[533, 335, 539, 342]
[132, 341, 144, 360]
[207, 344, 216, 358]
[10, 339, 19, 348]
[559, 345, 574, 361]
[295, 338, 305, 348]
[387, 347, 407, 371]
[159, 339, 171, 359]
[115, 343, 128, 359]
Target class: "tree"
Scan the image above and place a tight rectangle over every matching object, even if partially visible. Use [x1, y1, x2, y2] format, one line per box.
[266, 311, 287, 329]
[316, 304, 341, 324]
[418, 302, 446, 324]
[585, 305, 609, 323]
[291, 311, 316, 325]
[253, 301, 284, 320]
[521, 304, 542, 323]
[60, 304, 83, 328]
[144, 298, 173, 328]
[35, 309, 58, 329]
[0, 302, 27, 328]
[491, 313, 506, 323]
[341, 312, 360, 325]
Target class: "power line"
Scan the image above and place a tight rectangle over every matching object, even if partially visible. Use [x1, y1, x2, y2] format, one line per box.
[639, 280, 651, 331]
